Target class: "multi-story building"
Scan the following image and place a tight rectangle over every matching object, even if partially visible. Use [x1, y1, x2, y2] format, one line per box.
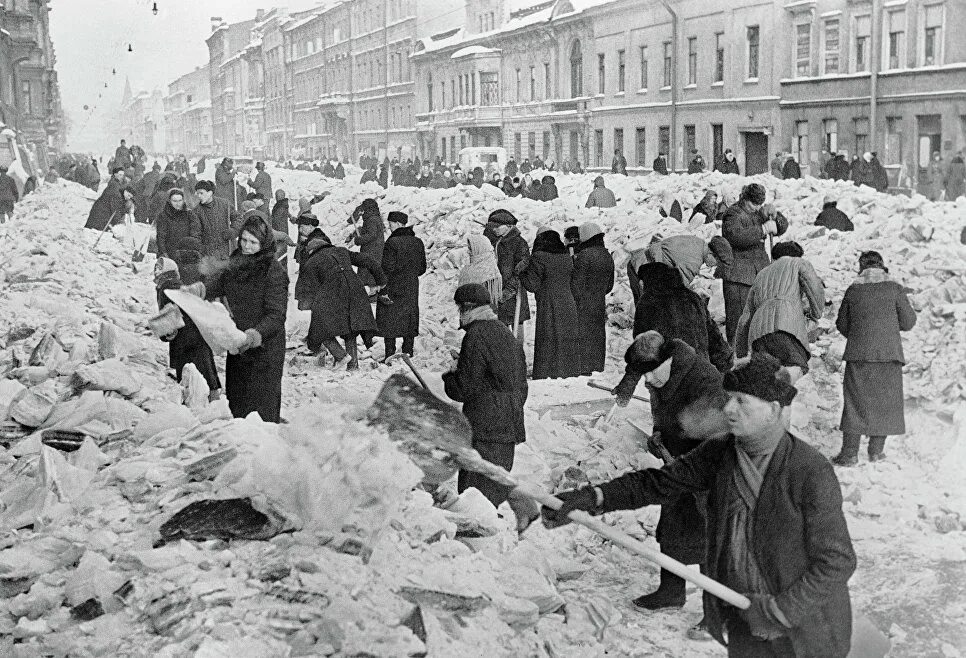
[122, 88, 166, 154]
[778, 0, 966, 187]
[0, 0, 65, 164]
[164, 65, 211, 156]
[287, 10, 328, 160]
[315, 3, 353, 161]
[207, 16, 256, 156]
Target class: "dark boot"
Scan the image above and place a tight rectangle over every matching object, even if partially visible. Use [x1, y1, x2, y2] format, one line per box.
[832, 433, 860, 467]
[401, 336, 415, 356]
[346, 338, 359, 370]
[384, 337, 397, 359]
[868, 436, 887, 462]
[632, 569, 686, 610]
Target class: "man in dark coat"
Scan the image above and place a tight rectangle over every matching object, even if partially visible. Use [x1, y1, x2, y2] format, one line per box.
[718, 183, 787, 343]
[114, 140, 132, 169]
[814, 196, 854, 231]
[715, 149, 740, 175]
[302, 229, 385, 370]
[378, 161, 389, 188]
[84, 167, 128, 230]
[141, 162, 162, 200]
[612, 149, 627, 175]
[827, 154, 851, 181]
[248, 162, 272, 201]
[155, 189, 203, 258]
[540, 175, 558, 201]
[377, 211, 427, 359]
[633, 261, 733, 373]
[334, 161, 346, 179]
[652, 152, 668, 175]
[505, 157, 518, 178]
[270, 189, 291, 234]
[572, 222, 615, 374]
[443, 283, 531, 514]
[214, 158, 236, 204]
[361, 165, 378, 185]
[544, 355, 857, 658]
[688, 150, 706, 173]
[0, 166, 19, 221]
[485, 209, 531, 329]
[781, 156, 802, 179]
[520, 158, 532, 174]
[870, 153, 889, 192]
[194, 180, 241, 262]
[611, 332, 725, 615]
[347, 198, 386, 289]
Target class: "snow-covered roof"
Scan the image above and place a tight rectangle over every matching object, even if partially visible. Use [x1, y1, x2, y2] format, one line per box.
[283, 11, 322, 32]
[451, 45, 501, 59]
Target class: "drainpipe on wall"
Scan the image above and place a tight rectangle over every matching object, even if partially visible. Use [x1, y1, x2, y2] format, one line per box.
[869, 0, 881, 152]
[658, 0, 678, 172]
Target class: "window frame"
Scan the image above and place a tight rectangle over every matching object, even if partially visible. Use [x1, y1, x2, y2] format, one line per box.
[714, 32, 724, 84]
[639, 45, 648, 90]
[852, 13, 871, 73]
[822, 18, 841, 75]
[617, 49, 626, 93]
[746, 25, 760, 80]
[794, 22, 811, 78]
[662, 41, 672, 88]
[687, 37, 697, 86]
[598, 53, 606, 95]
[920, 2, 944, 67]
[883, 8, 907, 71]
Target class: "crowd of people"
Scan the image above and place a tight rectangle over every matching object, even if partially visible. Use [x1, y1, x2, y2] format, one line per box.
[71, 137, 932, 656]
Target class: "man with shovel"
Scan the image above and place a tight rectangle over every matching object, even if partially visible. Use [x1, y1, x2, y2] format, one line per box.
[545, 354, 856, 657]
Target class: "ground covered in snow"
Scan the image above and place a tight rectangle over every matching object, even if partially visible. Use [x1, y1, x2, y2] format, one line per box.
[0, 167, 963, 657]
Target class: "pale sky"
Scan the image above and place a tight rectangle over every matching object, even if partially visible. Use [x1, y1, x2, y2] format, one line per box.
[50, 0, 322, 150]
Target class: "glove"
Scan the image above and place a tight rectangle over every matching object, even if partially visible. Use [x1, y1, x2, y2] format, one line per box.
[238, 328, 262, 353]
[761, 219, 778, 236]
[611, 372, 639, 407]
[740, 594, 788, 641]
[646, 431, 666, 460]
[540, 486, 600, 529]
[514, 256, 530, 275]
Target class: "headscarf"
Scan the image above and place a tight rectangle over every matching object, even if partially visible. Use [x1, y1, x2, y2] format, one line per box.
[458, 234, 502, 309]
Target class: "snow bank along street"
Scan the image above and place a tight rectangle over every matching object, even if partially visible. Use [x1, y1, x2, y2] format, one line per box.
[0, 167, 964, 657]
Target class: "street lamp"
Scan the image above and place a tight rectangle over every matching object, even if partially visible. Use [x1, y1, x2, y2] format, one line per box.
[152, 3, 158, 15]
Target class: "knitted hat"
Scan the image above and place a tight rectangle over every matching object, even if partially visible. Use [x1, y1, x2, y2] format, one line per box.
[296, 212, 319, 227]
[487, 209, 518, 226]
[578, 222, 603, 243]
[723, 353, 797, 407]
[387, 211, 408, 225]
[454, 283, 492, 307]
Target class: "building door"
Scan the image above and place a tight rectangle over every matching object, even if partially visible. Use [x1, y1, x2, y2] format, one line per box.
[917, 115, 942, 171]
[743, 131, 769, 175]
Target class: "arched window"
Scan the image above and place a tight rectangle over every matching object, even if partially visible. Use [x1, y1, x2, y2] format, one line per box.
[570, 40, 583, 97]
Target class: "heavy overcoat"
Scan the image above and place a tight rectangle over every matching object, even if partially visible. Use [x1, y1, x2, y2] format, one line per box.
[376, 226, 426, 338]
[155, 201, 203, 258]
[572, 234, 615, 374]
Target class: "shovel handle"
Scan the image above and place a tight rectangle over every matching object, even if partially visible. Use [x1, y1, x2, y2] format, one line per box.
[587, 380, 649, 402]
[513, 480, 750, 610]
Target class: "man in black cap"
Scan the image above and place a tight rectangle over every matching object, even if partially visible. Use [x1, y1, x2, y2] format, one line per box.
[194, 179, 241, 262]
[484, 209, 531, 331]
[543, 354, 856, 657]
[377, 211, 426, 359]
[443, 283, 536, 528]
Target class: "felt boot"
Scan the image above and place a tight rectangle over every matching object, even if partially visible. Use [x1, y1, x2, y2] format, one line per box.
[832, 433, 860, 467]
[868, 436, 887, 462]
[632, 569, 686, 610]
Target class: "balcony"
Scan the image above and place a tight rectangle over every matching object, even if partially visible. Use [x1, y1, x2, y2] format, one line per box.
[416, 105, 504, 129]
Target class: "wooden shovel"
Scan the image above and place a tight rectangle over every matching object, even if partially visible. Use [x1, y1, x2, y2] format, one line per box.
[512, 285, 523, 345]
[368, 374, 750, 610]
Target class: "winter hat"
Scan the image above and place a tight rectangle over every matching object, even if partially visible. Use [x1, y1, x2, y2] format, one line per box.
[487, 209, 518, 226]
[167, 188, 185, 199]
[454, 283, 492, 307]
[153, 257, 181, 288]
[578, 222, 603, 243]
[564, 226, 581, 243]
[739, 183, 767, 206]
[823, 194, 838, 205]
[387, 211, 408, 225]
[626, 331, 673, 373]
[298, 197, 312, 213]
[111, 166, 124, 175]
[593, 175, 605, 187]
[771, 241, 804, 260]
[708, 235, 734, 267]
[194, 180, 215, 192]
[858, 250, 888, 273]
[296, 212, 319, 227]
[723, 353, 797, 407]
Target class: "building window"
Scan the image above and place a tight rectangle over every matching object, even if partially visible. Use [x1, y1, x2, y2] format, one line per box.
[530, 66, 536, 101]
[854, 14, 871, 72]
[471, 72, 476, 105]
[714, 33, 724, 83]
[480, 72, 498, 106]
[635, 127, 646, 166]
[795, 24, 811, 76]
[544, 62, 552, 99]
[458, 75, 464, 105]
[747, 25, 760, 79]
[823, 119, 838, 152]
[543, 131, 551, 159]
[614, 128, 624, 159]
[922, 3, 943, 66]
[823, 19, 840, 74]
[21, 80, 31, 114]
[659, 125, 670, 158]
[886, 10, 906, 70]
[451, 79, 455, 107]
[528, 131, 536, 159]
[684, 124, 696, 155]
[570, 40, 583, 97]
[598, 54, 605, 94]
[662, 42, 672, 87]
[795, 121, 809, 167]
[514, 132, 522, 160]
[441, 82, 445, 108]
[639, 45, 648, 89]
[687, 37, 697, 85]
[854, 118, 869, 156]
[884, 116, 903, 165]
[594, 129, 604, 167]
[617, 49, 626, 92]
[515, 68, 521, 102]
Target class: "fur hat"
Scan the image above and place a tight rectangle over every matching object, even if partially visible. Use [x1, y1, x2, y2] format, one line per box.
[454, 283, 492, 307]
[487, 209, 518, 226]
[578, 222, 603, 243]
[194, 180, 215, 192]
[625, 331, 674, 373]
[296, 212, 319, 227]
[723, 353, 797, 407]
[387, 211, 408, 225]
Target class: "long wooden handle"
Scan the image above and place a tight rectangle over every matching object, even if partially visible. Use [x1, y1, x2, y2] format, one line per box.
[587, 380, 649, 402]
[513, 480, 750, 610]
[400, 354, 430, 391]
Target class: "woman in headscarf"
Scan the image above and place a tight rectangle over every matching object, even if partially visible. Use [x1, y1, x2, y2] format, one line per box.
[347, 198, 385, 289]
[833, 251, 916, 466]
[519, 228, 580, 379]
[540, 175, 559, 201]
[204, 214, 289, 422]
[155, 188, 202, 259]
[458, 233, 503, 310]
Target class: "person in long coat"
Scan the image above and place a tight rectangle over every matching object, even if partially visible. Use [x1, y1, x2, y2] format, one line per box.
[194, 180, 241, 262]
[458, 234, 503, 310]
[652, 153, 668, 175]
[443, 283, 532, 516]
[347, 198, 385, 288]
[214, 158, 235, 204]
[735, 242, 825, 377]
[519, 228, 581, 379]
[249, 162, 272, 201]
[925, 152, 945, 201]
[781, 156, 801, 180]
[485, 210, 531, 328]
[154, 257, 220, 393]
[155, 189, 203, 259]
[572, 222, 615, 374]
[302, 230, 386, 370]
[946, 152, 966, 200]
[377, 211, 426, 358]
[539, 175, 558, 201]
[204, 213, 288, 422]
[293, 214, 328, 307]
[544, 355, 856, 658]
[611, 332, 724, 617]
[718, 183, 787, 342]
[84, 167, 128, 230]
[715, 149, 740, 175]
[833, 251, 916, 465]
[633, 261, 733, 374]
[585, 176, 617, 208]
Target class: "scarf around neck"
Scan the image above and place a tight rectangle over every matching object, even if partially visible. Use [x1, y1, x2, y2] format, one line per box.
[459, 234, 503, 307]
[459, 304, 497, 328]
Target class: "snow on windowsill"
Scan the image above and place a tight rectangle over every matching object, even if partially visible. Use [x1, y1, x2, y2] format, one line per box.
[636, 88, 648, 94]
[743, 78, 760, 84]
[711, 81, 724, 87]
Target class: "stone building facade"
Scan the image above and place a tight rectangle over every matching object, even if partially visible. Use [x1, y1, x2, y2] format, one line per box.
[163, 66, 211, 157]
